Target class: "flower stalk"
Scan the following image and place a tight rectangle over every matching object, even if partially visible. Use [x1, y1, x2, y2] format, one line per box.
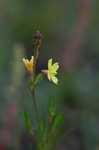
[32, 87, 39, 122]
[22, 30, 61, 150]
[31, 31, 42, 121]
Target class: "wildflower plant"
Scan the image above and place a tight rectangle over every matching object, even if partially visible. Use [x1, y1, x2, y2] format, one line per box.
[22, 31, 63, 150]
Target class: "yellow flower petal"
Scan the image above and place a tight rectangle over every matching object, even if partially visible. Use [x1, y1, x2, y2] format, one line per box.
[52, 62, 59, 71]
[22, 56, 34, 73]
[48, 58, 52, 70]
[30, 56, 34, 64]
[41, 58, 59, 84]
[51, 76, 58, 84]
[48, 58, 59, 84]
[48, 71, 51, 80]
[23, 58, 27, 65]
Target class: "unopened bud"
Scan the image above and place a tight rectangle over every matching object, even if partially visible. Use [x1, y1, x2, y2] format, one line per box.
[35, 30, 42, 39]
[32, 30, 42, 40]
[32, 31, 42, 49]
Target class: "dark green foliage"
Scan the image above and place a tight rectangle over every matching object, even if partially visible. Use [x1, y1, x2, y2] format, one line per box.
[35, 98, 63, 150]
[22, 111, 32, 135]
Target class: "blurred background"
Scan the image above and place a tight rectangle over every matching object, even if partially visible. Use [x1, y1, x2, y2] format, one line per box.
[0, 0, 99, 149]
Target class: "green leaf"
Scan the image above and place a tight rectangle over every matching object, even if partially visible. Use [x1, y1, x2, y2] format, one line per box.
[48, 112, 63, 142]
[53, 112, 63, 130]
[29, 78, 34, 91]
[23, 111, 32, 135]
[34, 74, 43, 86]
[37, 120, 45, 136]
[48, 97, 57, 121]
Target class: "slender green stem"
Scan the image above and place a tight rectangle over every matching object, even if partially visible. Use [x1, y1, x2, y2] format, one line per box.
[31, 45, 40, 122]
[32, 88, 39, 122]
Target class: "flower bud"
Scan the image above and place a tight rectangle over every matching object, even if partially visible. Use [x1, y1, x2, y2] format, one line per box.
[32, 30, 42, 48]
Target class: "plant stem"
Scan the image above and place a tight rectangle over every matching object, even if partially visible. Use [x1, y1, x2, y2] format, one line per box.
[32, 88, 39, 122]
[31, 44, 40, 122]
[32, 47, 38, 78]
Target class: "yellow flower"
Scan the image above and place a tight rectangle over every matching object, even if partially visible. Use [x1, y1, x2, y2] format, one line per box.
[42, 58, 59, 84]
[22, 56, 34, 74]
